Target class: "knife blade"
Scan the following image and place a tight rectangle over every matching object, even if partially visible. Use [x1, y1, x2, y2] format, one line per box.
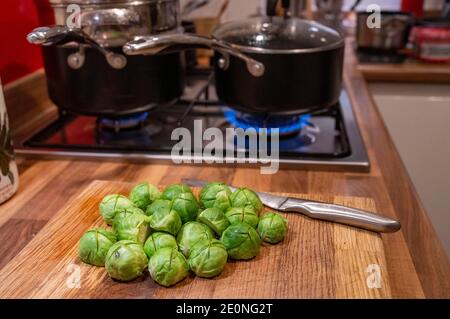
[182, 178, 401, 233]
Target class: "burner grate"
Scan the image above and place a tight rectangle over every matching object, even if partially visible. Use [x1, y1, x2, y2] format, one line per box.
[223, 108, 313, 136]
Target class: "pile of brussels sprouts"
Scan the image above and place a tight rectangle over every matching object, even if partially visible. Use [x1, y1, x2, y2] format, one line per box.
[79, 182, 288, 287]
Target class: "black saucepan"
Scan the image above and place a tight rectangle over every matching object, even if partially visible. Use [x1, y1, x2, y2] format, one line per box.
[124, 0, 345, 115]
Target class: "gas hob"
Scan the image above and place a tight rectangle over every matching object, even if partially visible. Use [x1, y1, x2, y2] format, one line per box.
[17, 69, 370, 172]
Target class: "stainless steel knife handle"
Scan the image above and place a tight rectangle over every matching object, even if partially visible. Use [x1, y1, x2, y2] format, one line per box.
[123, 33, 265, 77]
[280, 198, 401, 233]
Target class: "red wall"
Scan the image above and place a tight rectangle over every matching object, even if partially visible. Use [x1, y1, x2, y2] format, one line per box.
[0, 0, 44, 85]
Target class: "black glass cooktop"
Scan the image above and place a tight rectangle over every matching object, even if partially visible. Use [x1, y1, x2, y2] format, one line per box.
[19, 69, 370, 172]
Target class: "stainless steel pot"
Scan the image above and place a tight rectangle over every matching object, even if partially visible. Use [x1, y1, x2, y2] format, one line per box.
[36, 0, 180, 47]
[29, 0, 186, 117]
[356, 11, 413, 52]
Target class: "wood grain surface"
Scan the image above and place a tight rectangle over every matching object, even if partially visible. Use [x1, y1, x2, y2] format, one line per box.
[2, 40, 448, 297]
[0, 180, 391, 299]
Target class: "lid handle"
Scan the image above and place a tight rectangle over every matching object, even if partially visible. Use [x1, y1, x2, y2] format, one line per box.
[282, 0, 291, 11]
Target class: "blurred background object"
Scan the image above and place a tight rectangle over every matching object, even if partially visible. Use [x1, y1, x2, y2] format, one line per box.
[356, 12, 413, 56]
[188, 0, 230, 64]
[0, 77, 19, 204]
[287, 0, 312, 19]
[402, 0, 425, 17]
[315, 0, 345, 31]
[408, 0, 450, 63]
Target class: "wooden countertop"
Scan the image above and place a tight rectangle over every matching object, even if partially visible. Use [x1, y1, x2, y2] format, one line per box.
[358, 61, 450, 83]
[2, 41, 449, 298]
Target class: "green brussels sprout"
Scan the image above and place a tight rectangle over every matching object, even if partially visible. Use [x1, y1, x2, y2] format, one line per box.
[99, 194, 135, 225]
[225, 206, 259, 229]
[148, 248, 189, 287]
[172, 192, 199, 223]
[257, 212, 288, 244]
[79, 228, 117, 267]
[144, 232, 178, 258]
[149, 207, 182, 236]
[220, 223, 261, 260]
[177, 221, 214, 257]
[199, 182, 232, 212]
[161, 184, 193, 201]
[197, 207, 230, 236]
[145, 199, 172, 217]
[188, 238, 228, 278]
[112, 208, 150, 245]
[230, 188, 263, 213]
[105, 240, 148, 282]
[129, 182, 161, 210]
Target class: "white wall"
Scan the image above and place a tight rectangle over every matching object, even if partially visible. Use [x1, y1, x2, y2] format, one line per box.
[370, 83, 450, 257]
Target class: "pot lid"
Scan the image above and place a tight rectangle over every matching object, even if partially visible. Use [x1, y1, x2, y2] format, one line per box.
[212, 17, 344, 54]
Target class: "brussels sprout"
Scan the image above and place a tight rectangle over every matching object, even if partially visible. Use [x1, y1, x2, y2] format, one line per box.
[79, 228, 117, 267]
[113, 208, 150, 245]
[116, 206, 145, 216]
[257, 212, 288, 244]
[177, 221, 214, 257]
[225, 206, 259, 229]
[199, 182, 232, 212]
[188, 238, 228, 278]
[161, 184, 192, 201]
[145, 199, 172, 217]
[197, 208, 230, 236]
[129, 182, 161, 210]
[220, 223, 261, 260]
[230, 188, 263, 213]
[105, 240, 148, 282]
[144, 232, 178, 258]
[99, 194, 135, 225]
[148, 248, 189, 287]
[149, 207, 182, 236]
[172, 192, 199, 223]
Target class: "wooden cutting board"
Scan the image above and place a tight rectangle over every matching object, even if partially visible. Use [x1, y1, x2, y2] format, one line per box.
[0, 180, 391, 299]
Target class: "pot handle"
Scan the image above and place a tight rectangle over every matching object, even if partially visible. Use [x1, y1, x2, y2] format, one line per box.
[27, 26, 127, 69]
[123, 33, 265, 77]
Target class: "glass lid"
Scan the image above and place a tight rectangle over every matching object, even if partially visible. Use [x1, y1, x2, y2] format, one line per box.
[213, 17, 344, 54]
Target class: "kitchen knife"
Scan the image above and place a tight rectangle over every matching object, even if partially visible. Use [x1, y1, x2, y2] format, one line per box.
[183, 179, 401, 233]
